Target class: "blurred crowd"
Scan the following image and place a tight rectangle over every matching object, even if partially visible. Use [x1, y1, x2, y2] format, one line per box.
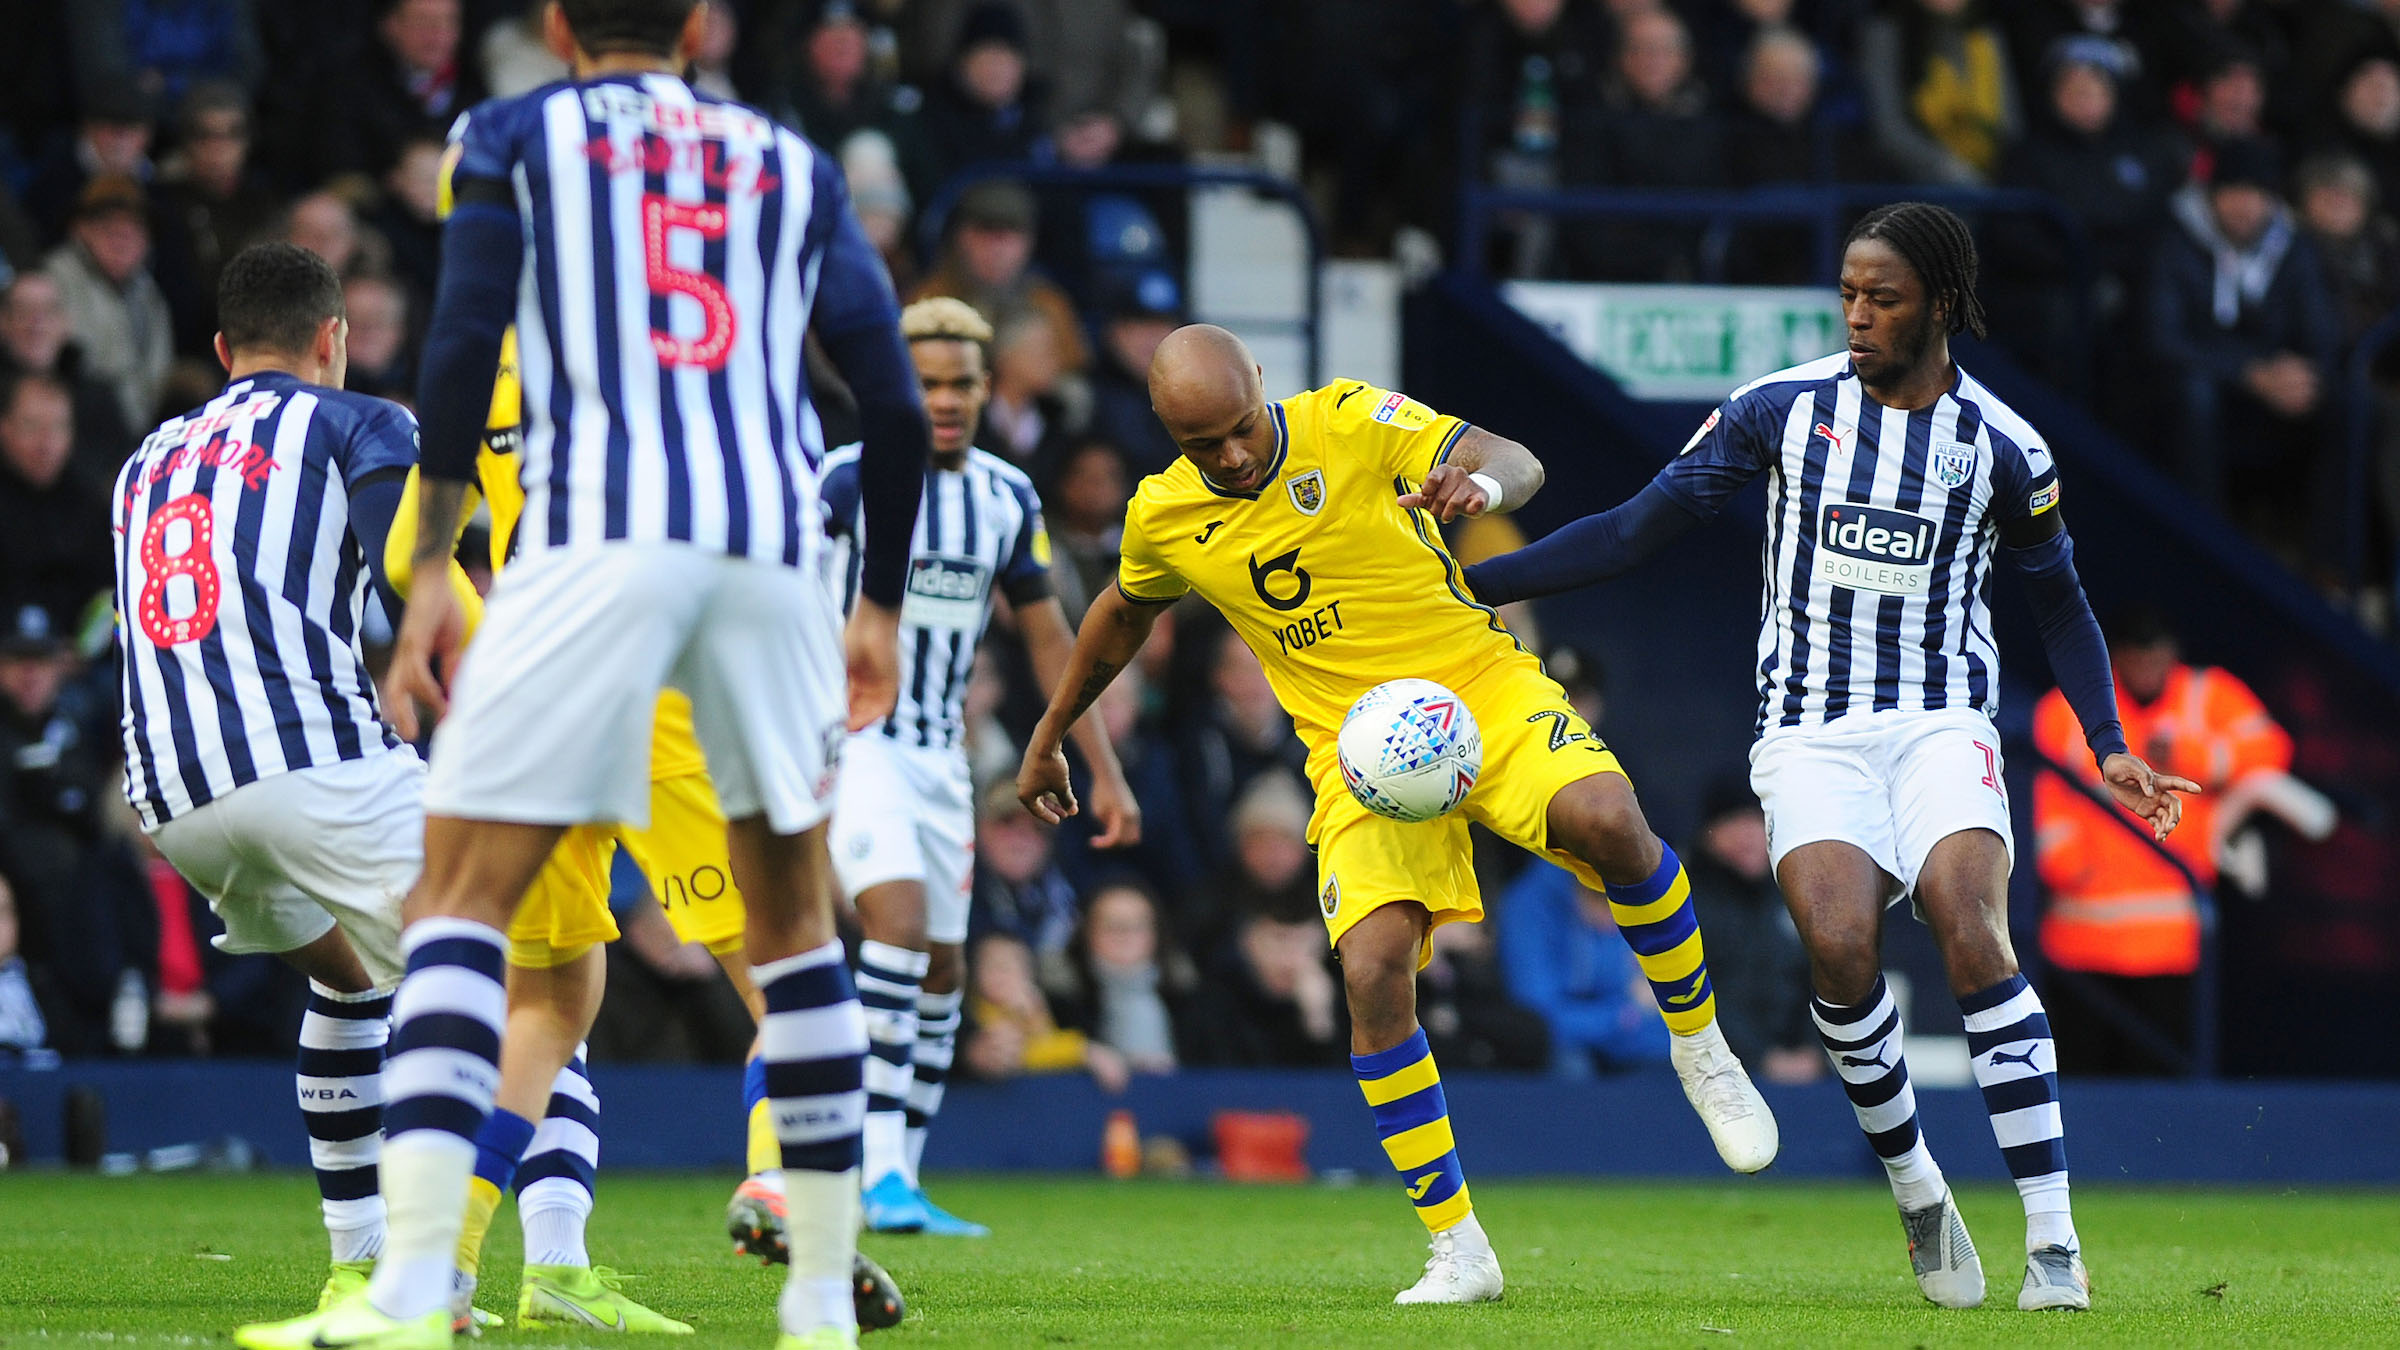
[0, 0, 2363, 1083]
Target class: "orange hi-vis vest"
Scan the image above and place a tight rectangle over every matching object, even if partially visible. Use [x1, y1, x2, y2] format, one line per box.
[2032, 664, 2291, 977]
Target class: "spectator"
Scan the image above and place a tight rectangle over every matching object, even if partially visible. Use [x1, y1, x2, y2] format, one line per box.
[2321, 55, 2400, 222]
[909, 181, 1091, 377]
[1682, 776, 1819, 1083]
[311, 0, 487, 182]
[1416, 918, 1551, 1072]
[962, 931, 1129, 1089]
[904, 0, 1159, 136]
[1208, 769, 1316, 945]
[917, 2, 1049, 189]
[2147, 137, 2341, 545]
[42, 176, 175, 432]
[1085, 271, 1182, 475]
[67, 0, 263, 111]
[281, 190, 382, 281]
[1859, 0, 2020, 186]
[1045, 439, 1129, 611]
[1494, 860, 1671, 1076]
[0, 374, 113, 624]
[1174, 631, 1309, 880]
[1069, 659, 1204, 897]
[1998, 0, 2179, 126]
[689, 0, 739, 100]
[1582, 5, 1724, 281]
[25, 87, 157, 244]
[0, 872, 58, 1062]
[478, 0, 568, 97]
[1054, 877, 1189, 1073]
[341, 274, 413, 401]
[776, 0, 937, 201]
[2033, 609, 2297, 1075]
[0, 274, 138, 481]
[840, 131, 919, 297]
[1180, 907, 1343, 1068]
[0, 603, 154, 1057]
[2295, 152, 2400, 342]
[981, 311, 1072, 469]
[149, 82, 281, 360]
[970, 780, 1079, 959]
[1459, 0, 1612, 277]
[2004, 38, 2186, 308]
[2184, 46, 2271, 178]
[369, 135, 446, 304]
[1724, 26, 1869, 283]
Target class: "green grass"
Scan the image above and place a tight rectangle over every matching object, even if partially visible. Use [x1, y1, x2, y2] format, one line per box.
[1, 1173, 2396, 1347]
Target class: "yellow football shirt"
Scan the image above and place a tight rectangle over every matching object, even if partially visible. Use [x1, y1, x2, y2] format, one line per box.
[1116, 381, 1534, 766]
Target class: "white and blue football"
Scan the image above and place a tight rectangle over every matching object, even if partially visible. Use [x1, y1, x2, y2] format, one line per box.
[1336, 678, 1482, 823]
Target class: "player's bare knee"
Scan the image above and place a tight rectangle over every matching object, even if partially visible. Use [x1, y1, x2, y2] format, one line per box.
[1548, 774, 1660, 882]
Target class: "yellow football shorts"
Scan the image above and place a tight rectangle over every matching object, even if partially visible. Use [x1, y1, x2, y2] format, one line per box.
[1308, 657, 1626, 964]
[507, 822, 622, 968]
[618, 769, 747, 954]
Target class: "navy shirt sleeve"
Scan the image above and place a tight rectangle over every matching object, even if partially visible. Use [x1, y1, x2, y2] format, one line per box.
[819, 451, 861, 539]
[997, 477, 1054, 605]
[340, 398, 422, 489]
[1652, 388, 1777, 520]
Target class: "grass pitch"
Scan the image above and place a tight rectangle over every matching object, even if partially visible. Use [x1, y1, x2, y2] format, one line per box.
[1, 1172, 2395, 1347]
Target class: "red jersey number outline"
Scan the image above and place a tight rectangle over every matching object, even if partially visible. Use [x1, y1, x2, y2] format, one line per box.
[136, 493, 223, 647]
[641, 193, 735, 370]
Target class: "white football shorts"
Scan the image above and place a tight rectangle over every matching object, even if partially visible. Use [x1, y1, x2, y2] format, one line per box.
[829, 733, 975, 945]
[423, 543, 845, 836]
[148, 751, 423, 985]
[1749, 707, 2015, 904]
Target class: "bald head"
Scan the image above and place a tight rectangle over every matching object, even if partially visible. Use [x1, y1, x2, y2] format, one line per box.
[1149, 324, 1277, 491]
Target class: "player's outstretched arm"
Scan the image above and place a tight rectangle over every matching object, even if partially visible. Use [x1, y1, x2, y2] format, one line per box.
[1460, 481, 1708, 606]
[1397, 427, 1544, 522]
[1018, 585, 1165, 826]
[1018, 596, 1142, 848]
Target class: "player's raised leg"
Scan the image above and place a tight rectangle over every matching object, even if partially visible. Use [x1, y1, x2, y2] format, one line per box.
[1338, 903, 1503, 1304]
[1782, 840, 1983, 1310]
[1915, 828, 2086, 1312]
[1540, 767, 1778, 1172]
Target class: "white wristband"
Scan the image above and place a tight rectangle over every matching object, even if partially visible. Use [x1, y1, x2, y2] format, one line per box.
[1468, 471, 1505, 512]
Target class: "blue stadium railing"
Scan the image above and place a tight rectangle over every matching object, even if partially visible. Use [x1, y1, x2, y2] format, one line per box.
[914, 162, 1327, 387]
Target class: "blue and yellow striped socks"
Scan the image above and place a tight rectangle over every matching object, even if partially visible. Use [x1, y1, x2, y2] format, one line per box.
[455, 1107, 536, 1277]
[1603, 844, 1719, 1036]
[1352, 1029, 1470, 1232]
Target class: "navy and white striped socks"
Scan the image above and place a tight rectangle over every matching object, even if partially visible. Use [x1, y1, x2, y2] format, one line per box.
[517, 1053, 602, 1266]
[368, 919, 507, 1320]
[755, 941, 867, 1334]
[907, 986, 963, 1179]
[1811, 976, 1946, 1210]
[856, 941, 927, 1186]
[297, 982, 391, 1263]
[1962, 974, 2076, 1253]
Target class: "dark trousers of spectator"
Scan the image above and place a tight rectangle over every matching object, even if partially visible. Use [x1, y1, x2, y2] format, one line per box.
[2044, 970, 2194, 1078]
[2167, 373, 2337, 573]
[586, 945, 756, 1064]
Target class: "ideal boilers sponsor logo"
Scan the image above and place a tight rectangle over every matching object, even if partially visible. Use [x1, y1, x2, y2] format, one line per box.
[1814, 502, 1937, 596]
[900, 555, 991, 630]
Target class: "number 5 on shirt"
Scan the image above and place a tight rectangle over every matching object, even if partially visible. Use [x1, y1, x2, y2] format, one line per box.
[642, 193, 734, 370]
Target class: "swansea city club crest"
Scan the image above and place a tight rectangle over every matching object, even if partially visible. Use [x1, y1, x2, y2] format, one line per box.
[1287, 468, 1325, 516]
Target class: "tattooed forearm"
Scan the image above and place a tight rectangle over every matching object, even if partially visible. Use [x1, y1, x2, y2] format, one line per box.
[1065, 659, 1121, 725]
[411, 479, 469, 569]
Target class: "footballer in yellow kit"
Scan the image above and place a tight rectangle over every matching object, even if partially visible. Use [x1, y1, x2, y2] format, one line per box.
[1020, 326, 1778, 1304]
[388, 331, 748, 969]
[1115, 383, 1623, 943]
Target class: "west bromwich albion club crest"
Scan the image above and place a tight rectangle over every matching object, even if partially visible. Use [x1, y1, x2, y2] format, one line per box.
[1932, 442, 1975, 490]
[1287, 468, 1326, 516]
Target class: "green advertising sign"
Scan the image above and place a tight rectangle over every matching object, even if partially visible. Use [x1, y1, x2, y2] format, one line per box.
[1503, 282, 1845, 400]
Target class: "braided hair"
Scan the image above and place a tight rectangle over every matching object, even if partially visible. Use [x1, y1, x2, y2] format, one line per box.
[1845, 202, 1988, 340]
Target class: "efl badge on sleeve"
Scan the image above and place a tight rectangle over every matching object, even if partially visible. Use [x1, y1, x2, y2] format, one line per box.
[1932, 442, 1976, 490]
[1287, 468, 1326, 516]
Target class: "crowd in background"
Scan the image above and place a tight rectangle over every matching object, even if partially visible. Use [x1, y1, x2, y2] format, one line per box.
[0, 0, 2352, 1086]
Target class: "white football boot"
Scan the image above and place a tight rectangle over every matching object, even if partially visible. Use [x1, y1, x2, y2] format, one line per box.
[1394, 1218, 1504, 1305]
[1900, 1188, 1985, 1309]
[1669, 1021, 1780, 1173]
[2020, 1244, 2091, 1311]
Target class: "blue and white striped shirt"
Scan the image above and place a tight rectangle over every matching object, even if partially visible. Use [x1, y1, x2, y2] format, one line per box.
[821, 446, 1051, 750]
[1661, 354, 2063, 734]
[442, 72, 903, 569]
[114, 374, 415, 828]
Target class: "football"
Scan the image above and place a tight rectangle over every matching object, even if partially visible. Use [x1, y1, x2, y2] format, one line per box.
[1336, 678, 1483, 822]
